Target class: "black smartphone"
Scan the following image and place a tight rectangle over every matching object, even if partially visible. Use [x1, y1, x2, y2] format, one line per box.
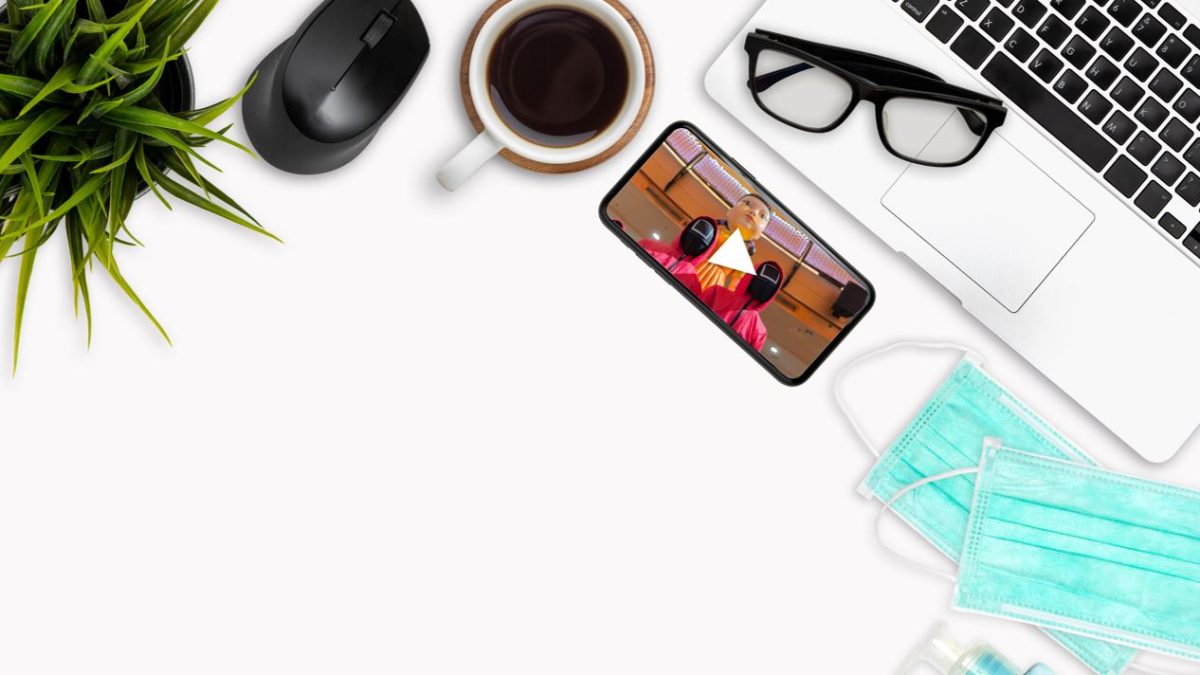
[599, 122, 875, 386]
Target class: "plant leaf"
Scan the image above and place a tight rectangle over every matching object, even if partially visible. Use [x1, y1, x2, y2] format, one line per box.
[107, 120, 221, 172]
[18, 151, 44, 217]
[164, 151, 257, 223]
[75, 0, 153, 86]
[94, 245, 170, 345]
[12, 226, 43, 374]
[103, 105, 252, 154]
[187, 74, 254, 127]
[0, 108, 70, 176]
[89, 139, 134, 174]
[0, 73, 46, 99]
[150, 166, 280, 242]
[111, 44, 169, 110]
[18, 62, 78, 117]
[32, 0, 74, 75]
[133, 141, 170, 210]
[83, 0, 106, 23]
[5, 171, 105, 235]
[167, 0, 218, 55]
[0, 119, 33, 137]
[65, 211, 92, 346]
[9, 0, 63, 66]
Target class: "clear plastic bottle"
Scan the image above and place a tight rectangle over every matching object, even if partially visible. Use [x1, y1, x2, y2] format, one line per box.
[899, 623, 1055, 675]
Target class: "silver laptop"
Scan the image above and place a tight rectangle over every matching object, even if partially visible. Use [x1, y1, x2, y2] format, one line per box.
[707, 0, 1200, 462]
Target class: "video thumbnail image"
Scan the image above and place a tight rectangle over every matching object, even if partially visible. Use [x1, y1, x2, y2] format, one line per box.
[606, 128, 870, 379]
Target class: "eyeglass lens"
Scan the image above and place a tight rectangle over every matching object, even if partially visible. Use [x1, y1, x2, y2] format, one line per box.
[752, 49, 854, 131]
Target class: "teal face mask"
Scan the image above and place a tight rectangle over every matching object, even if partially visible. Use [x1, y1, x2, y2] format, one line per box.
[956, 446, 1200, 663]
[837, 343, 1136, 675]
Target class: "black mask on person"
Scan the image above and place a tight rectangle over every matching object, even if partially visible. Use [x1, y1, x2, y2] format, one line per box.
[679, 217, 718, 258]
[747, 261, 783, 303]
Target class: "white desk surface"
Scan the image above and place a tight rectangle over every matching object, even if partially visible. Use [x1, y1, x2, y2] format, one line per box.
[3, 1, 1198, 673]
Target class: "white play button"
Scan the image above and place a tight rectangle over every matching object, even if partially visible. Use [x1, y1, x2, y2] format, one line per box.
[705, 229, 758, 275]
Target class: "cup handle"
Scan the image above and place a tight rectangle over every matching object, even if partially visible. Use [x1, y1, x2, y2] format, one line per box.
[437, 132, 504, 191]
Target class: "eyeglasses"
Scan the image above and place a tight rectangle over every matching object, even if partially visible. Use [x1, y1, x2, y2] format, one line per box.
[744, 30, 1007, 167]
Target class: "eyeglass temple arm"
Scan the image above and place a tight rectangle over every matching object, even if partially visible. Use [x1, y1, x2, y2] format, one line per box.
[754, 30, 946, 84]
[750, 64, 989, 137]
[749, 63, 812, 92]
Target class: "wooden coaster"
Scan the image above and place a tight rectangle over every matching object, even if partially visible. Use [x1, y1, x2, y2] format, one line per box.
[458, 0, 655, 174]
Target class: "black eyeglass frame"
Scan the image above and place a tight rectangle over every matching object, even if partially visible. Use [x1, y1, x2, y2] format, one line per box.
[744, 29, 1008, 167]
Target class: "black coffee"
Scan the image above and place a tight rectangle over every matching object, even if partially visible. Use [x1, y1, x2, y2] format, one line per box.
[487, 7, 630, 148]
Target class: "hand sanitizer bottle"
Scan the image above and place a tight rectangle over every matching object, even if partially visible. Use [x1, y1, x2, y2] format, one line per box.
[900, 623, 1056, 675]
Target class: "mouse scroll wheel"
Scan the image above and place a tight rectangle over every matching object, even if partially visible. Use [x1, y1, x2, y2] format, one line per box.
[361, 11, 396, 49]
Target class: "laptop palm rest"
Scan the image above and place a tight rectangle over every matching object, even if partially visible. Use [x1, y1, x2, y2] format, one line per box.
[881, 133, 1095, 312]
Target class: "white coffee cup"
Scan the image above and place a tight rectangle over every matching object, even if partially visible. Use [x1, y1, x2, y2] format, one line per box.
[437, 0, 646, 191]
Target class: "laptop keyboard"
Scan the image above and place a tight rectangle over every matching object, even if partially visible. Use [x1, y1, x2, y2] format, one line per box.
[895, 0, 1200, 263]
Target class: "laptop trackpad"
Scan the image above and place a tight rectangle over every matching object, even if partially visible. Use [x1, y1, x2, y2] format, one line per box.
[881, 134, 1094, 312]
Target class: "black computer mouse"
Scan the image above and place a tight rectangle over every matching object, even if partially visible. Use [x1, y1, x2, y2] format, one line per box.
[242, 0, 430, 175]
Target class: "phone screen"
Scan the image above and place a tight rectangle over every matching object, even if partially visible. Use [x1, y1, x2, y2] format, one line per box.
[601, 123, 873, 385]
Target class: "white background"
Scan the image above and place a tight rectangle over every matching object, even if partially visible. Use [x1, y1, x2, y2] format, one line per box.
[2, 1, 1198, 673]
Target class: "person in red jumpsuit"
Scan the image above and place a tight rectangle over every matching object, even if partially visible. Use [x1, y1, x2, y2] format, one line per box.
[702, 261, 784, 352]
[639, 217, 719, 295]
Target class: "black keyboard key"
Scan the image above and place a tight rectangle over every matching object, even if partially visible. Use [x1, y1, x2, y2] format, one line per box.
[1103, 110, 1139, 141]
[1129, 131, 1164, 163]
[1087, 55, 1121, 88]
[996, 0, 1016, 5]
[982, 53, 1119, 170]
[1054, 69, 1090, 101]
[1185, 230, 1200, 257]
[1135, 180, 1173, 216]
[1160, 117, 1194, 150]
[1063, 35, 1097, 68]
[929, 6, 967, 42]
[1182, 54, 1200, 88]
[1145, 0, 1162, 8]
[1186, 139, 1200, 169]
[902, 0, 941, 21]
[1101, 27, 1136, 59]
[1015, 0, 1049, 27]
[1112, 76, 1146, 109]
[1039, 15, 1074, 46]
[1176, 172, 1200, 204]
[1032, 48, 1066, 81]
[1149, 69, 1183, 102]
[1125, 48, 1159, 81]
[1185, 25, 1200, 50]
[1158, 3, 1187, 30]
[1131, 13, 1168, 47]
[1104, 155, 1149, 195]
[1159, 212, 1188, 237]
[1135, 97, 1170, 129]
[982, 8, 1017, 40]
[1155, 152, 1187, 183]
[1006, 28, 1041, 60]
[1158, 35, 1192, 67]
[954, 0, 992, 20]
[1051, 0, 1087, 18]
[1174, 89, 1200, 122]
[1076, 6, 1112, 39]
[952, 25, 996, 67]
[1080, 89, 1116, 121]
[1107, 0, 1144, 25]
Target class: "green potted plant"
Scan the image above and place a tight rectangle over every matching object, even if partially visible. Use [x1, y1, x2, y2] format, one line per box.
[0, 0, 275, 372]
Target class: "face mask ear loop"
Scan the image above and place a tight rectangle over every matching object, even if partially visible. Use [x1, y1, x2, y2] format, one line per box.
[835, 341, 984, 458]
[874, 467, 981, 583]
[1128, 659, 1200, 675]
